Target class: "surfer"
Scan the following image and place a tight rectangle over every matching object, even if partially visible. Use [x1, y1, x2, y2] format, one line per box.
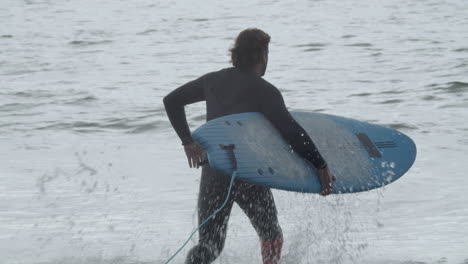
[163, 28, 335, 264]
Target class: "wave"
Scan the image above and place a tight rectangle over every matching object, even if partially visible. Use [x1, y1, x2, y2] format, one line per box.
[0, 102, 41, 112]
[453, 47, 468, 52]
[294, 42, 328, 48]
[69, 40, 113, 47]
[431, 81, 468, 94]
[350, 92, 373, 97]
[383, 123, 418, 131]
[345, 43, 373, 47]
[63, 96, 98, 105]
[304, 48, 322, 52]
[380, 99, 404, 104]
[35, 118, 170, 134]
[136, 29, 158, 35]
[446, 81, 468, 92]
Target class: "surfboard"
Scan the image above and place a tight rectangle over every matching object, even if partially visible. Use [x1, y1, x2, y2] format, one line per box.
[192, 112, 417, 194]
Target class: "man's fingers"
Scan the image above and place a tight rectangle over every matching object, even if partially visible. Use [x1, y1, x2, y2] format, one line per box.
[185, 146, 207, 169]
[320, 178, 334, 196]
[320, 186, 333, 196]
[187, 154, 206, 169]
[187, 156, 193, 168]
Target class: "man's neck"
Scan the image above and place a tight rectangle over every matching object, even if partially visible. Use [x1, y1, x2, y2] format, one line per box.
[251, 63, 266, 77]
[235, 64, 265, 77]
[252, 64, 263, 77]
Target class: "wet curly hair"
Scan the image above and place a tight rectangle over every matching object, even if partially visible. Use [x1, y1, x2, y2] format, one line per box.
[230, 28, 270, 70]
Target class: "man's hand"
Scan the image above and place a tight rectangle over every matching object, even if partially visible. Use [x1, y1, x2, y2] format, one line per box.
[183, 141, 207, 168]
[318, 166, 336, 196]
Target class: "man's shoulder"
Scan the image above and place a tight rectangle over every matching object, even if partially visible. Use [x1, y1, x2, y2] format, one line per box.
[201, 68, 278, 91]
[197, 67, 233, 82]
[257, 77, 280, 94]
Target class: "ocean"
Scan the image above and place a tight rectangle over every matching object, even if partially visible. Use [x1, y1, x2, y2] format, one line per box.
[1, 0, 467, 263]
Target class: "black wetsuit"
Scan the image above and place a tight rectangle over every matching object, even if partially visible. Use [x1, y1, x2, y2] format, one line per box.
[163, 67, 326, 263]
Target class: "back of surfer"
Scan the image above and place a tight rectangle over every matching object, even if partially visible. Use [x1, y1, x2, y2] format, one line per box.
[164, 28, 335, 264]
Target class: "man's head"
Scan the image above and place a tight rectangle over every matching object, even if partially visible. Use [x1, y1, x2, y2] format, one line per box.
[230, 28, 270, 76]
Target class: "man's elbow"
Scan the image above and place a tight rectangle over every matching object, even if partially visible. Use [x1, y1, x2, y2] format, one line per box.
[163, 94, 172, 109]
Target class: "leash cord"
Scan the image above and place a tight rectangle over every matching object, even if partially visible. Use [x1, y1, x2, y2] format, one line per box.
[165, 144, 237, 263]
[164, 170, 237, 264]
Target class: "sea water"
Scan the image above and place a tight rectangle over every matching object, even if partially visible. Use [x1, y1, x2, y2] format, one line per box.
[1, 0, 467, 263]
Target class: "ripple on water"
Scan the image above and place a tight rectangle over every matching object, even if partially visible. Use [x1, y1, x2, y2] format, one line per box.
[136, 29, 158, 35]
[381, 90, 405, 95]
[438, 102, 468, 109]
[1, 69, 39, 76]
[191, 18, 209, 22]
[452, 63, 467, 69]
[62, 95, 98, 105]
[453, 47, 468, 52]
[69, 40, 113, 47]
[345, 43, 373, 47]
[7, 90, 58, 99]
[294, 43, 328, 48]
[192, 114, 207, 121]
[0, 102, 42, 112]
[34, 116, 169, 134]
[4, 90, 93, 106]
[432, 82, 468, 94]
[380, 99, 404, 104]
[353, 80, 374, 83]
[405, 38, 424, 42]
[293, 43, 327, 52]
[303, 48, 322, 52]
[421, 95, 442, 101]
[350, 92, 373, 97]
[383, 123, 418, 131]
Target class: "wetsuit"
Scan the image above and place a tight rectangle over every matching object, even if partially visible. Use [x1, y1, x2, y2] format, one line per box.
[163, 67, 326, 263]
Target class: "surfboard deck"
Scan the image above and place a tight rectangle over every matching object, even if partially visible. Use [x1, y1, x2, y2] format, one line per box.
[192, 112, 417, 194]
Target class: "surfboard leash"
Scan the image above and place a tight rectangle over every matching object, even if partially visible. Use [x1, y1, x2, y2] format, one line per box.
[164, 144, 237, 264]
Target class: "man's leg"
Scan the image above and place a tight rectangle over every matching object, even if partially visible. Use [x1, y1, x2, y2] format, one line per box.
[185, 166, 235, 264]
[234, 183, 283, 264]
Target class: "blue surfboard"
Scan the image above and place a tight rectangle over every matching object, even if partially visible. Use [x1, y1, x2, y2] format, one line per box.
[192, 112, 417, 194]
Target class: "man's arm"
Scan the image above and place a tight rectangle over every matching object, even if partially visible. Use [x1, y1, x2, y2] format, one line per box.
[163, 76, 207, 168]
[163, 76, 205, 145]
[260, 85, 327, 169]
[259, 84, 335, 195]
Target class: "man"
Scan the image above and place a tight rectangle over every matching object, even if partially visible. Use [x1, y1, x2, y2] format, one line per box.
[163, 28, 334, 264]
